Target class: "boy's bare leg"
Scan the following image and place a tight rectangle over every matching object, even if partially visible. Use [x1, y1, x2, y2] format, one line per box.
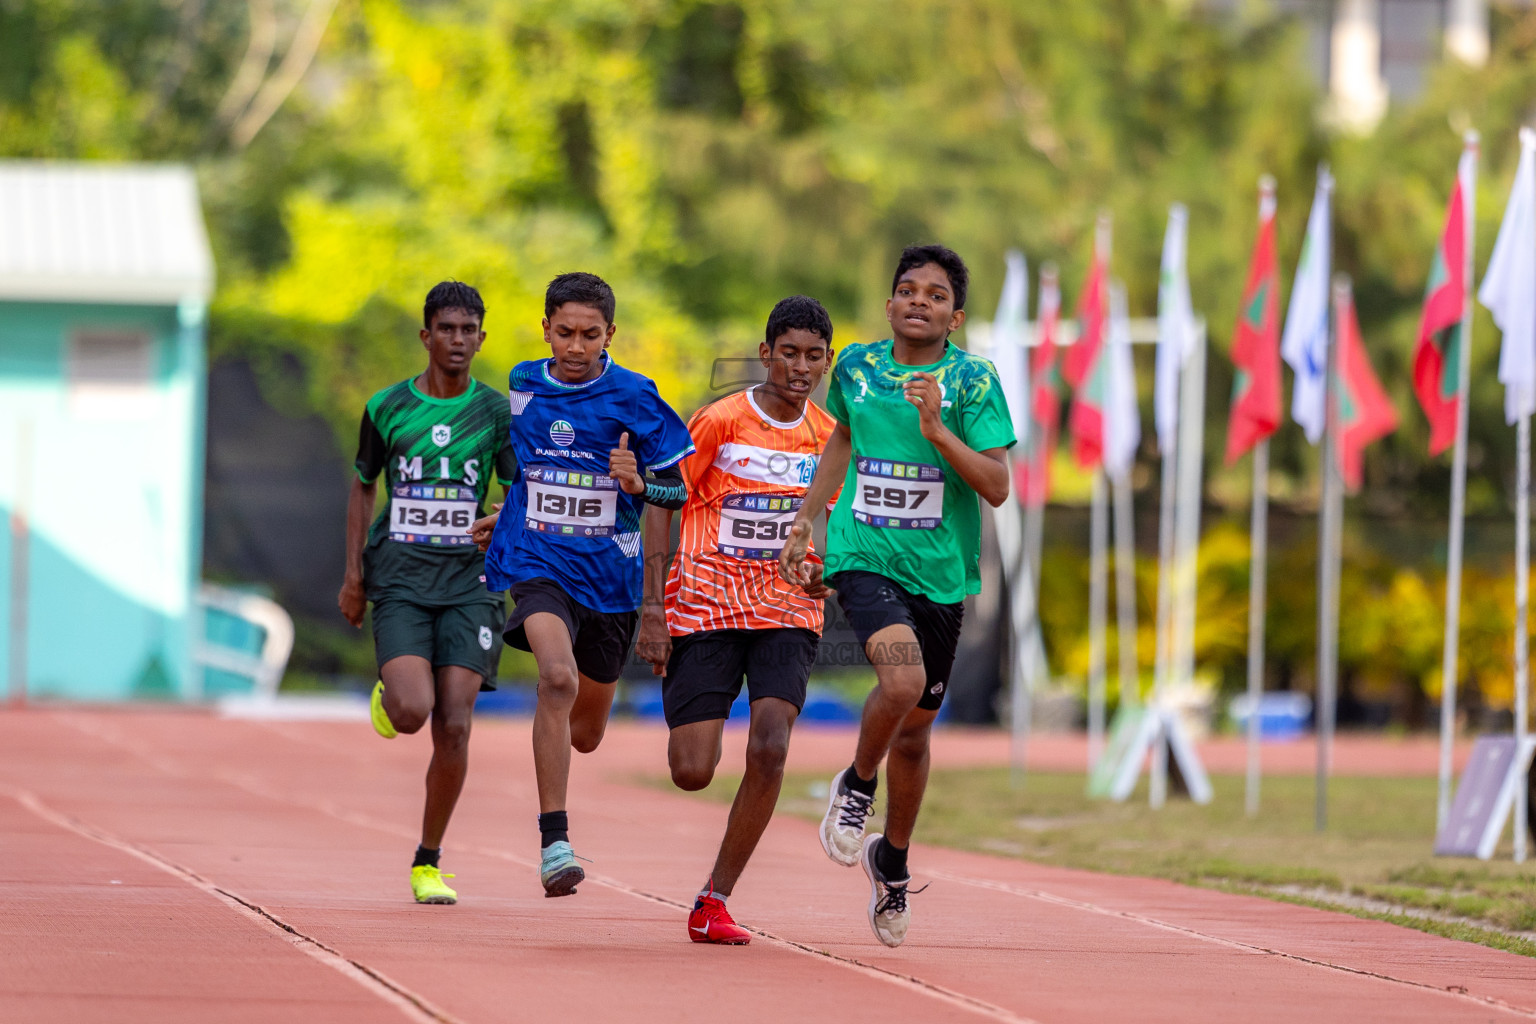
[379, 655, 436, 734]
[569, 672, 617, 754]
[420, 665, 485, 849]
[880, 706, 938, 849]
[705, 697, 797, 895]
[523, 613, 581, 813]
[852, 623, 927, 780]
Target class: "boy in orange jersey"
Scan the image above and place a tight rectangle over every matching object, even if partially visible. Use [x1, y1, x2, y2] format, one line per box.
[638, 295, 837, 944]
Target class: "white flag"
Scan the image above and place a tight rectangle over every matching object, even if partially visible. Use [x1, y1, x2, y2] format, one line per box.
[1155, 204, 1197, 454]
[1480, 128, 1536, 424]
[1104, 280, 1141, 480]
[1281, 167, 1334, 444]
[991, 249, 1031, 444]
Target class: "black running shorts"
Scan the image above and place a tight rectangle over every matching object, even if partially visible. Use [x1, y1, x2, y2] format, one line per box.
[662, 628, 817, 729]
[827, 570, 964, 711]
[371, 597, 505, 689]
[502, 578, 638, 685]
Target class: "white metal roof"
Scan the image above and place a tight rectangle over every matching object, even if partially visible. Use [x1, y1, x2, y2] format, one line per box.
[0, 161, 214, 305]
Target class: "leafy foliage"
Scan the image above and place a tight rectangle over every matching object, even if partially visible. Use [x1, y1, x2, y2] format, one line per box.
[9, 0, 1536, 703]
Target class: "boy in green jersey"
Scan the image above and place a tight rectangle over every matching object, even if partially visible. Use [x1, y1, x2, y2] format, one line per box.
[780, 245, 1015, 947]
[339, 281, 517, 905]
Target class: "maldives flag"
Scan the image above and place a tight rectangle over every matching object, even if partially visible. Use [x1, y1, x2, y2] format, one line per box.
[1023, 268, 1062, 505]
[1411, 147, 1473, 456]
[1065, 223, 1110, 469]
[1225, 182, 1282, 464]
[1336, 284, 1398, 492]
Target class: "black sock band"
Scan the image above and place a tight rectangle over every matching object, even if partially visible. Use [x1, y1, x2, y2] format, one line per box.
[413, 845, 441, 869]
[875, 837, 908, 881]
[539, 811, 569, 848]
[843, 763, 877, 797]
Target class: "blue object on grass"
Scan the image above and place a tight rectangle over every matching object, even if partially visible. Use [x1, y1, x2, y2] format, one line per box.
[1228, 692, 1313, 740]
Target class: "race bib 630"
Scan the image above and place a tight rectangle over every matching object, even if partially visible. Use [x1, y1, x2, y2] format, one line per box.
[718, 493, 803, 559]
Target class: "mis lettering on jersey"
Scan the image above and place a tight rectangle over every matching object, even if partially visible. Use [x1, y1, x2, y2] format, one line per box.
[716, 442, 818, 488]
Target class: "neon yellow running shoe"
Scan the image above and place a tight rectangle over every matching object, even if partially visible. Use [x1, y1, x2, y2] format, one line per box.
[411, 864, 457, 904]
[370, 681, 397, 739]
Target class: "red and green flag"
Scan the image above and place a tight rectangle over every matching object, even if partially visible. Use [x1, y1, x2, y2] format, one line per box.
[1411, 148, 1473, 456]
[1065, 225, 1109, 470]
[1023, 268, 1062, 505]
[1336, 284, 1398, 492]
[1224, 184, 1282, 465]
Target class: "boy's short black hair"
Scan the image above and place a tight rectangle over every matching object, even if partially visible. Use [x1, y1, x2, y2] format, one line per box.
[423, 280, 485, 329]
[891, 244, 969, 312]
[764, 295, 833, 349]
[545, 272, 616, 325]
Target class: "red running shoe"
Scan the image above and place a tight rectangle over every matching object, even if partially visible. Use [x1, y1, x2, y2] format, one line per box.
[688, 894, 751, 945]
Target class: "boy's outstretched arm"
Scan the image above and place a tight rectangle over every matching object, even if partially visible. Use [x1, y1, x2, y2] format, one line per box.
[779, 422, 851, 586]
[638, 504, 675, 676]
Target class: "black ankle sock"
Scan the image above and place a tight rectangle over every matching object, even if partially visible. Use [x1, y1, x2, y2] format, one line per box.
[874, 836, 908, 881]
[539, 811, 569, 848]
[412, 845, 441, 869]
[842, 763, 877, 797]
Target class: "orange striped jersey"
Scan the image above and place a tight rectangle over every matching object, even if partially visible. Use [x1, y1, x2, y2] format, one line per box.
[663, 387, 838, 635]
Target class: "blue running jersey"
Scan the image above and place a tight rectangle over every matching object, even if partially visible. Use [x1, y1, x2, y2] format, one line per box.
[483, 354, 695, 613]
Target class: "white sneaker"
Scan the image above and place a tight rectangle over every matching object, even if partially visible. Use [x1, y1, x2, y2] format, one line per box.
[861, 833, 919, 948]
[819, 768, 875, 867]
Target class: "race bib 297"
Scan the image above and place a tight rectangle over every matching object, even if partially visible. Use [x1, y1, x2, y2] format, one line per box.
[851, 457, 943, 530]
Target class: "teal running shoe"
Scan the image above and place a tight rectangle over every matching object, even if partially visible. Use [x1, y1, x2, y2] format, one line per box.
[539, 841, 584, 898]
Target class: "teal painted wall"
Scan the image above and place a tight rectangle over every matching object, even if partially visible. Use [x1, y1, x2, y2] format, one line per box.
[0, 300, 206, 700]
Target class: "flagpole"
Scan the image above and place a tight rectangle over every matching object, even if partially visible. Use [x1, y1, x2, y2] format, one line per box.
[1245, 175, 1278, 819]
[1317, 277, 1347, 832]
[1088, 470, 1109, 770]
[1172, 322, 1207, 732]
[1113, 468, 1137, 708]
[1247, 437, 1270, 817]
[1438, 131, 1479, 830]
[1154, 394, 1178, 714]
[1517, 413, 1530, 863]
[1111, 278, 1139, 715]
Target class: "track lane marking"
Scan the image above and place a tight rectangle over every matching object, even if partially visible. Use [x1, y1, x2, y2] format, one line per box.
[4, 787, 466, 1024]
[929, 869, 1536, 1020]
[52, 713, 1038, 1024]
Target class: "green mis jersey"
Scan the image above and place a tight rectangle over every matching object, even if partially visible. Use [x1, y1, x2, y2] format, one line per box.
[825, 339, 1016, 604]
[355, 377, 517, 606]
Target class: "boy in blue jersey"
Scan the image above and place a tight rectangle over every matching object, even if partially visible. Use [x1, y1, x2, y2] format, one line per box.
[477, 272, 694, 896]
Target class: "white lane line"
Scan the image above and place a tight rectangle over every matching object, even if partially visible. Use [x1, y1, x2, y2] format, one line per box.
[56, 713, 1038, 1024]
[5, 786, 466, 1024]
[930, 869, 1536, 1020]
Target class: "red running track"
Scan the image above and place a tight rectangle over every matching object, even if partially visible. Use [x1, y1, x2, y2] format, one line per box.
[1, 708, 1531, 1023]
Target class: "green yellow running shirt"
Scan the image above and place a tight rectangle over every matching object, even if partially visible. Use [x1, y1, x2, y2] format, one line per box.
[354, 377, 517, 606]
[824, 339, 1016, 604]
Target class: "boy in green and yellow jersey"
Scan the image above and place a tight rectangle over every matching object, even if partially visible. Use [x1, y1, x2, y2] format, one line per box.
[780, 245, 1015, 947]
[339, 281, 516, 905]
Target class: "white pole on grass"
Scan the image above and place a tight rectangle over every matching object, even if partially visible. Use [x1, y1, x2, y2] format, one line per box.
[1316, 277, 1347, 832]
[1516, 413, 1530, 863]
[1438, 131, 1479, 830]
[1154, 319, 1207, 809]
[1245, 436, 1271, 817]
[1088, 470, 1109, 770]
